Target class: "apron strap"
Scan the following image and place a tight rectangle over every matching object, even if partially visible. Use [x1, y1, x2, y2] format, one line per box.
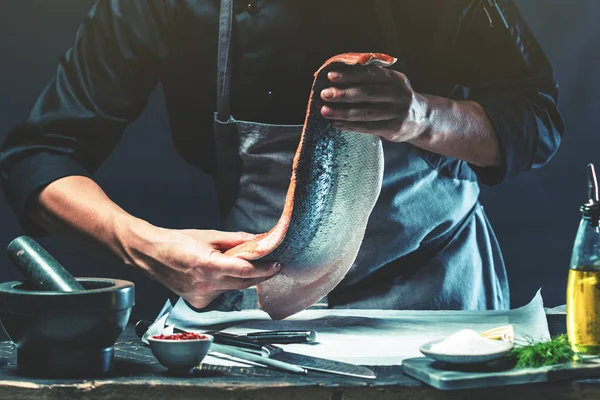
[374, 0, 409, 74]
[217, 0, 234, 122]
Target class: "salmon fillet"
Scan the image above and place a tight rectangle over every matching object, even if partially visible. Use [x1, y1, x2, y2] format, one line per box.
[225, 53, 396, 319]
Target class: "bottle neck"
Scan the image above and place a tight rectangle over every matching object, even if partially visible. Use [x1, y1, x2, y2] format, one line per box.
[571, 217, 600, 270]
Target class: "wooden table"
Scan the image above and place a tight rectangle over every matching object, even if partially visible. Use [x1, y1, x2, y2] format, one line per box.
[0, 323, 597, 400]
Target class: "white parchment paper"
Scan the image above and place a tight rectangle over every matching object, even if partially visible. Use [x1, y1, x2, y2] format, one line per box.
[144, 290, 550, 366]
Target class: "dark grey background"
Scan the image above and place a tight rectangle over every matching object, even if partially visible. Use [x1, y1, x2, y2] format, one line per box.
[0, 1, 597, 321]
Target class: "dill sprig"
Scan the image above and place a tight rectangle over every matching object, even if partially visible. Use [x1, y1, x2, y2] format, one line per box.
[509, 335, 577, 369]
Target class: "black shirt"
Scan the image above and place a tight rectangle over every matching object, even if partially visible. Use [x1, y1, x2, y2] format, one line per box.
[0, 0, 564, 235]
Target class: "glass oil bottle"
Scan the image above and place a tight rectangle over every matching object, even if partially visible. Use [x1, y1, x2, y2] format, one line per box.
[567, 163, 600, 354]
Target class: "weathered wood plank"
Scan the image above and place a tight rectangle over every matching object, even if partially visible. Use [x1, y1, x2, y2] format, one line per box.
[0, 322, 594, 400]
[0, 381, 595, 400]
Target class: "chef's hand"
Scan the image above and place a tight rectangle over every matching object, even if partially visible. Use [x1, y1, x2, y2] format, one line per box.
[320, 66, 429, 142]
[124, 227, 281, 309]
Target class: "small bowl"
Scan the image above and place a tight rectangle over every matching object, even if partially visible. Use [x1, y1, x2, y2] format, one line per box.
[148, 333, 214, 373]
[419, 339, 514, 365]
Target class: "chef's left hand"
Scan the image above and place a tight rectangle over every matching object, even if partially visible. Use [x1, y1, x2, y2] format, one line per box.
[320, 66, 429, 142]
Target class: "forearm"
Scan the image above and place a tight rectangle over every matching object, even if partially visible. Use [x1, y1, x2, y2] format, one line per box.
[408, 94, 502, 168]
[28, 175, 277, 309]
[30, 175, 156, 265]
[320, 65, 503, 168]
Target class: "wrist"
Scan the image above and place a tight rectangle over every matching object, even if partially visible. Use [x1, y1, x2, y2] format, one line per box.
[407, 93, 438, 147]
[112, 214, 163, 267]
[404, 95, 502, 167]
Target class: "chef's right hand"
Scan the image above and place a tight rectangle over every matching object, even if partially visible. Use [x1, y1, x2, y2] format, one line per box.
[122, 224, 281, 309]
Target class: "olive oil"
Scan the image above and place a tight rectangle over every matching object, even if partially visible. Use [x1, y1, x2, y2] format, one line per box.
[567, 163, 600, 354]
[567, 269, 600, 353]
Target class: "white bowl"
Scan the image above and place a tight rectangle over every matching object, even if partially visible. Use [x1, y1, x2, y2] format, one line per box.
[419, 339, 514, 364]
[147, 334, 213, 372]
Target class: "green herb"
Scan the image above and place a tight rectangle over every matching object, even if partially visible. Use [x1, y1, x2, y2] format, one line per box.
[509, 335, 577, 369]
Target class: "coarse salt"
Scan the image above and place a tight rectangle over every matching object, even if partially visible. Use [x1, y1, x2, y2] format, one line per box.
[429, 329, 509, 355]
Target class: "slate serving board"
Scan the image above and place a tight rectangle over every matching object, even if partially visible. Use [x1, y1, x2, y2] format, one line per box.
[402, 356, 600, 390]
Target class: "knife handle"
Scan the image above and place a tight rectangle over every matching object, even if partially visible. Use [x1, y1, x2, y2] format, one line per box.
[211, 331, 265, 352]
[246, 330, 318, 344]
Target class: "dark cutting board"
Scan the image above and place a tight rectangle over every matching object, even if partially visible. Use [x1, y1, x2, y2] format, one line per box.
[402, 356, 600, 390]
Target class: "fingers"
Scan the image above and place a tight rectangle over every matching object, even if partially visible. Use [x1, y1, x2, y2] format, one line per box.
[322, 103, 404, 122]
[332, 118, 404, 136]
[186, 260, 282, 307]
[320, 69, 412, 124]
[321, 85, 400, 104]
[147, 229, 282, 310]
[208, 230, 257, 249]
[327, 66, 405, 86]
[184, 274, 274, 309]
[208, 250, 282, 278]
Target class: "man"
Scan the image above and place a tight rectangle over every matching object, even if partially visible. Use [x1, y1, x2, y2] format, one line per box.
[0, 0, 563, 313]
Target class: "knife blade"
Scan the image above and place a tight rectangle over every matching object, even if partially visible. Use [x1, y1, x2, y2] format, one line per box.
[264, 347, 377, 379]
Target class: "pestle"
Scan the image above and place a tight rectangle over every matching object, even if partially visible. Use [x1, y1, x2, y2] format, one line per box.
[6, 236, 85, 292]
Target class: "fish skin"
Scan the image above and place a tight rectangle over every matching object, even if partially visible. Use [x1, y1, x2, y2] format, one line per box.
[225, 53, 396, 319]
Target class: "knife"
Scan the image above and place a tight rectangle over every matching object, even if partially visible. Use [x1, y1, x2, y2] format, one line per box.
[136, 320, 376, 379]
[199, 331, 377, 379]
[245, 330, 318, 344]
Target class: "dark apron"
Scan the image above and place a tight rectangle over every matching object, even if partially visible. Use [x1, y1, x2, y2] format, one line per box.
[209, 0, 509, 312]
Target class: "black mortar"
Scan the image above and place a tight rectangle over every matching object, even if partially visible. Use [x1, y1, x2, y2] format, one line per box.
[0, 237, 135, 377]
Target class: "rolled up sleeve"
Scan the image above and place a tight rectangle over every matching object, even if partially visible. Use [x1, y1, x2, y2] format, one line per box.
[0, 153, 92, 236]
[0, 0, 167, 235]
[453, 0, 564, 186]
